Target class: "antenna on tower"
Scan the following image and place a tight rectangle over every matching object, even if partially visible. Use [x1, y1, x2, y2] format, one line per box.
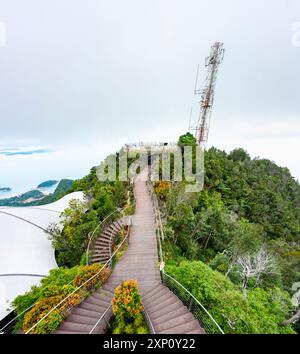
[190, 42, 225, 148]
[188, 107, 193, 130]
[194, 64, 201, 95]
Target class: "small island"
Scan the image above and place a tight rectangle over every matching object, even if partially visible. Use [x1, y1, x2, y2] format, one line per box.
[0, 187, 12, 192]
[37, 180, 58, 189]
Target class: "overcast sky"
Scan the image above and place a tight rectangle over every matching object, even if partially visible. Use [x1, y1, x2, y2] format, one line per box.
[0, 0, 300, 182]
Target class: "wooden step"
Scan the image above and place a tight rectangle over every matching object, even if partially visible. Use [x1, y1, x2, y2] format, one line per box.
[145, 290, 174, 307]
[85, 296, 111, 308]
[147, 294, 180, 312]
[158, 319, 201, 334]
[155, 312, 195, 332]
[58, 321, 93, 333]
[152, 306, 188, 325]
[79, 301, 107, 313]
[143, 284, 167, 300]
[71, 307, 102, 319]
[94, 238, 110, 245]
[188, 328, 206, 334]
[150, 300, 184, 319]
[67, 314, 98, 325]
[55, 330, 85, 334]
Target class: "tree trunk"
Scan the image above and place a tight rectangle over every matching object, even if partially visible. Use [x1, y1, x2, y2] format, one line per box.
[281, 309, 300, 326]
[203, 230, 213, 250]
[242, 276, 248, 301]
[225, 264, 233, 278]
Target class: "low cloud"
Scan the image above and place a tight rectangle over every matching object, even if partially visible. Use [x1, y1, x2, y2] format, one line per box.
[0, 147, 52, 157]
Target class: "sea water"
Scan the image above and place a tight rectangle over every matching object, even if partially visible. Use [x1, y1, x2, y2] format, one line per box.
[0, 144, 109, 200]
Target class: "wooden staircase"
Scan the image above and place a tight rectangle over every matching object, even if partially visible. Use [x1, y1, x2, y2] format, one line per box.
[143, 284, 204, 334]
[55, 284, 115, 334]
[90, 220, 124, 265]
[54, 169, 205, 334]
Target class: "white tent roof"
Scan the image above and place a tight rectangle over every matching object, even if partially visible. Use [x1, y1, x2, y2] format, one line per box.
[0, 192, 84, 320]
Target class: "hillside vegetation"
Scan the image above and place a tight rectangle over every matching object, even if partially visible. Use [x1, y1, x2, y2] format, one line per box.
[157, 133, 300, 333]
[48, 167, 131, 267]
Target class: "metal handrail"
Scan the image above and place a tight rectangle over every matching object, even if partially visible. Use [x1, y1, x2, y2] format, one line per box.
[143, 310, 155, 334]
[0, 209, 125, 334]
[89, 305, 112, 334]
[147, 181, 164, 263]
[0, 303, 35, 334]
[25, 222, 131, 334]
[162, 271, 224, 334]
[147, 180, 224, 334]
[86, 208, 122, 265]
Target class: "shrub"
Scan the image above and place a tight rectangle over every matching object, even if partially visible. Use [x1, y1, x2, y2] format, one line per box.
[154, 181, 170, 201]
[73, 264, 103, 290]
[112, 280, 143, 319]
[23, 294, 65, 334]
[99, 267, 112, 283]
[13, 264, 112, 334]
[136, 325, 149, 334]
[60, 293, 82, 312]
[109, 307, 149, 334]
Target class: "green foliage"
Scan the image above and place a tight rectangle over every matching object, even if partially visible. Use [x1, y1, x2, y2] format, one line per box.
[110, 280, 149, 334]
[47, 165, 130, 267]
[12, 264, 111, 334]
[204, 148, 300, 241]
[112, 280, 144, 320]
[110, 313, 149, 334]
[73, 264, 103, 289]
[178, 132, 197, 148]
[48, 199, 98, 267]
[154, 181, 170, 201]
[162, 144, 300, 292]
[209, 253, 230, 274]
[166, 260, 295, 334]
[230, 220, 263, 255]
[36, 179, 74, 205]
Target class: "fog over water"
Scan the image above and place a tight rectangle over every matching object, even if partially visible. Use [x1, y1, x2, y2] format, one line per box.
[0, 0, 300, 194]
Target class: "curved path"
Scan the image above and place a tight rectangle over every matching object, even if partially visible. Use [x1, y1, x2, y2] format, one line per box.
[55, 172, 203, 334]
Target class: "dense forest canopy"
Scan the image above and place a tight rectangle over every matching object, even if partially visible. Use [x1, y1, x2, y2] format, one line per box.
[157, 133, 300, 333]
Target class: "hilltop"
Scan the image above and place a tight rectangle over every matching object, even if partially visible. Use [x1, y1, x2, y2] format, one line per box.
[0, 179, 74, 207]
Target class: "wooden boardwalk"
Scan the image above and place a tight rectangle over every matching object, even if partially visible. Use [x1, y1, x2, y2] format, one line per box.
[55, 171, 203, 334]
[107, 176, 161, 293]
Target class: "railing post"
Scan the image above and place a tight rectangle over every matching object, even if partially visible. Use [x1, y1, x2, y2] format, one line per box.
[109, 235, 113, 268]
[189, 298, 194, 312]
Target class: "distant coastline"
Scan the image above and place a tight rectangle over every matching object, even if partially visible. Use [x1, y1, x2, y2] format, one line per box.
[37, 180, 58, 189]
[0, 187, 12, 192]
[0, 179, 74, 207]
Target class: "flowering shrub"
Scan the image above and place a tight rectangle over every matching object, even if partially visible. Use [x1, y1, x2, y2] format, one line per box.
[99, 267, 112, 283]
[110, 281, 149, 334]
[23, 295, 65, 334]
[14, 264, 112, 334]
[154, 181, 169, 201]
[111, 313, 149, 334]
[112, 280, 143, 319]
[60, 293, 82, 312]
[73, 264, 103, 290]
